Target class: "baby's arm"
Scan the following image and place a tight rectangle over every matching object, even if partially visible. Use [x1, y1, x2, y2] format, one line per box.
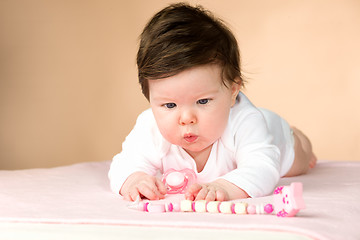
[120, 171, 167, 201]
[185, 179, 249, 201]
[109, 110, 167, 200]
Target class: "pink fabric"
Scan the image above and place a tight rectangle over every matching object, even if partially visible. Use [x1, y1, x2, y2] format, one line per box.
[0, 161, 359, 240]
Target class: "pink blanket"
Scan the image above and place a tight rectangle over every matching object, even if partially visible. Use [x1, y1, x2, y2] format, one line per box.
[0, 161, 359, 240]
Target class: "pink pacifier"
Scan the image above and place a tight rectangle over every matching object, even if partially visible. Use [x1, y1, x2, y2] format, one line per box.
[162, 168, 197, 194]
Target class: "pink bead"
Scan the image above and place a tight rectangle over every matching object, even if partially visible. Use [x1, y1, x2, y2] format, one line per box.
[144, 202, 149, 212]
[137, 202, 146, 211]
[231, 204, 236, 214]
[247, 204, 256, 214]
[167, 203, 174, 212]
[264, 204, 274, 214]
[147, 203, 166, 213]
[172, 202, 180, 212]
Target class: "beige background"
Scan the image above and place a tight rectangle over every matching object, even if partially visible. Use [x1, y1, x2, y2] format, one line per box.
[1, 0, 359, 170]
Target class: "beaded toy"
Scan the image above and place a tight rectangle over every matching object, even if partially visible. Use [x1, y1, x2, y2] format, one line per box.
[129, 169, 305, 217]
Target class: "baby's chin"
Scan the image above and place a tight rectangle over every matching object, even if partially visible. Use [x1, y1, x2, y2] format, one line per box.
[164, 135, 215, 153]
[182, 143, 214, 155]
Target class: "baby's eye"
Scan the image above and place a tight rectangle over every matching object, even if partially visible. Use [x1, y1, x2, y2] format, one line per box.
[164, 103, 177, 109]
[197, 99, 209, 105]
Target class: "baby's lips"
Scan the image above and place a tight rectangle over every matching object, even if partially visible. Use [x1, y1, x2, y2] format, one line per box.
[184, 134, 198, 143]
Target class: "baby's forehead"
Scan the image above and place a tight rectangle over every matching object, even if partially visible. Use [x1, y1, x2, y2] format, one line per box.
[145, 63, 235, 101]
[173, 63, 226, 80]
[149, 65, 229, 96]
[182, 64, 233, 84]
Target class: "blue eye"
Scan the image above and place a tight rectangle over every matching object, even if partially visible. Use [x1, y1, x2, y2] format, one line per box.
[164, 103, 177, 109]
[197, 99, 209, 105]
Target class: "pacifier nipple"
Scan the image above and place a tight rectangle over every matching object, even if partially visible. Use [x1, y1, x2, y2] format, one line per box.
[166, 172, 186, 188]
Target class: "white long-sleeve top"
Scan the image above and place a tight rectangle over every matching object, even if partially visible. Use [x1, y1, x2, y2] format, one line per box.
[108, 92, 294, 198]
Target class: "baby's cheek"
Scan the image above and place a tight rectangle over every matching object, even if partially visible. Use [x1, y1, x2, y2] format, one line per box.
[158, 126, 178, 144]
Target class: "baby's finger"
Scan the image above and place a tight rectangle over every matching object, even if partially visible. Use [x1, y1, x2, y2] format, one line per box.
[215, 190, 227, 201]
[128, 188, 141, 202]
[122, 192, 132, 201]
[185, 183, 202, 200]
[204, 190, 216, 202]
[155, 178, 167, 195]
[184, 192, 195, 201]
[194, 187, 209, 201]
[129, 188, 141, 201]
[137, 183, 164, 200]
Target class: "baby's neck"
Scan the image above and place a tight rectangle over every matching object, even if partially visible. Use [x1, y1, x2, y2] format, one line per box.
[184, 144, 213, 173]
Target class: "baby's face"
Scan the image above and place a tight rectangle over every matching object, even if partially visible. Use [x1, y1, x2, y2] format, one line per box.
[149, 64, 239, 159]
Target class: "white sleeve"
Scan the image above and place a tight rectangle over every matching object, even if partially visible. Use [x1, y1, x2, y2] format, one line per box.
[108, 109, 165, 194]
[220, 110, 281, 198]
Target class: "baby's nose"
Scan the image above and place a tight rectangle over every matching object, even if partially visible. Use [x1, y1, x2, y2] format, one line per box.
[179, 110, 197, 125]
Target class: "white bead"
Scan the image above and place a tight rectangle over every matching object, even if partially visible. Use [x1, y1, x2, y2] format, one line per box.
[218, 201, 233, 214]
[206, 201, 220, 213]
[194, 200, 207, 213]
[234, 202, 248, 214]
[180, 200, 193, 212]
[256, 203, 265, 214]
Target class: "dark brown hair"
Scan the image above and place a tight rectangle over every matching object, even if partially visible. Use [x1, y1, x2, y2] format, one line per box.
[137, 3, 244, 100]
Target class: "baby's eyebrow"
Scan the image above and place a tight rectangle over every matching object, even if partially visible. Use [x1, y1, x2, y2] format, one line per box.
[150, 96, 176, 103]
[151, 95, 170, 100]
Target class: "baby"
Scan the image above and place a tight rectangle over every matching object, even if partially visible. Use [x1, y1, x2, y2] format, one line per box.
[108, 3, 316, 202]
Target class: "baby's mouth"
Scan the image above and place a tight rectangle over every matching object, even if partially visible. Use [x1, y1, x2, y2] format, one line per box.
[184, 134, 198, 143]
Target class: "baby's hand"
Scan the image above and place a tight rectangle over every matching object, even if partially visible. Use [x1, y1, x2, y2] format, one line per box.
[185, 181, 230, 202]
[185, 179, 249, 201]
[120, 172, 167, 201]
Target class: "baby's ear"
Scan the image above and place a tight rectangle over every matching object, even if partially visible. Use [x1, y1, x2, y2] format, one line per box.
[230, 78, 241, 105]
